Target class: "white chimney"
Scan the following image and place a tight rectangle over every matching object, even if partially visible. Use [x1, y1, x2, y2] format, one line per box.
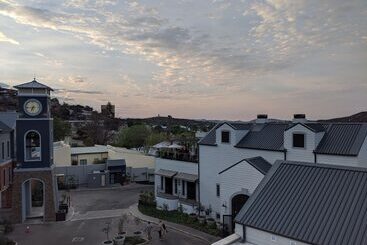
[293, 114, 307, 123]
[256, 114, 268, 124]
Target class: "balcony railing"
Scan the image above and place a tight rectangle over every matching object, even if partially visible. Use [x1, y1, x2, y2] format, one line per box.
[158, 151, 198, 163]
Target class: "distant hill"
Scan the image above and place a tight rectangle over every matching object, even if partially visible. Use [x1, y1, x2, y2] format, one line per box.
[320, 112, 367, 123]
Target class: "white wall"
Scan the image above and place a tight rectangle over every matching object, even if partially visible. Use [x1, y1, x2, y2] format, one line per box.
[219, 161, 264, 219]
[284, 124, 316, 163]
[199, 144, 284, 219]
[245, 227, 310, 245]
[53, 141, 71, 166]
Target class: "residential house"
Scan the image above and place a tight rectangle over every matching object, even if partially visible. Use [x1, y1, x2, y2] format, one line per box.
[70, 145, 109, 165]
[199, 114, 367, 231]
[0, 121, 14, 209]
[214, 161, 367, 245]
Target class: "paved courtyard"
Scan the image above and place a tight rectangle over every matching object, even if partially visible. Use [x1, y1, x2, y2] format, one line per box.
[70, 183, 154, 214]
[7, 183, 208, 245]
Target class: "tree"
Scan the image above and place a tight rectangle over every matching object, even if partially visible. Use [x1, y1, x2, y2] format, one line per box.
[145, 132, 168, 147]
[115, 125, 151, 149]
[53, 117, 71, 141]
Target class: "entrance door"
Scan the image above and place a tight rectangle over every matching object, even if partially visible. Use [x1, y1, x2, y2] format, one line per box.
[186, 182, 196, 200]
[231, 194, 249, 219]
[165, 177, 173, 194]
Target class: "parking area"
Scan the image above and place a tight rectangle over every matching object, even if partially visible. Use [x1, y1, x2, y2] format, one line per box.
[69, 183, 153, 214]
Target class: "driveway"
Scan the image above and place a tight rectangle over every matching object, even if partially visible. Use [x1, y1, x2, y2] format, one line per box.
[70, 183, 153, 214]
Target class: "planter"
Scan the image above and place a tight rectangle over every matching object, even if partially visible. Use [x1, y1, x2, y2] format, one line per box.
[102, 241, 113, 244]
[197, 216, 206, 224]
[216, 222, 222, 229]
[55, 210, 66, 221]
[113, 235, 125, 245]
[206, 218, 215, 226]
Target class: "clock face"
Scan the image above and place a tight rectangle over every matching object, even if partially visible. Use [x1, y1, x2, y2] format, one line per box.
[24, 99, 42, 116]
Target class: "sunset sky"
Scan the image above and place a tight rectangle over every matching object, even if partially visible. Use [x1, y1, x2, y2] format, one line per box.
[0, 0, 366, 120]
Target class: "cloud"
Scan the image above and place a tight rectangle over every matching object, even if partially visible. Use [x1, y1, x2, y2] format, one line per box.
[54, 88, 103, 95]
[0, 30, 19, 45]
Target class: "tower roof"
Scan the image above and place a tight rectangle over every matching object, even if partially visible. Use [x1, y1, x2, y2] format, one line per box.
[14, 79, 53, 91]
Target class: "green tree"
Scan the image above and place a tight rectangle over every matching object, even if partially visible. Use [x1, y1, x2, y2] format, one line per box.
[145, 132, 168, 147]
[53, 117, 71, 141]
[115, 124, 151, 148]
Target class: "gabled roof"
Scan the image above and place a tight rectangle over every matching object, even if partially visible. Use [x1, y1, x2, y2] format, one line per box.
[198, 122, 252, 146]
[14, 79, 53, 91]
[286, 122, 326, 132]
[315, 123, 367, 156]
[0, 121, 12, 133]
[235, 160, 367, 245]
[235, 123, 288, 151]
[219, 156, 272, 175]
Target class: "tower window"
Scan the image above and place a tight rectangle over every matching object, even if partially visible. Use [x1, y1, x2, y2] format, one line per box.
[25, 131, 41, 161]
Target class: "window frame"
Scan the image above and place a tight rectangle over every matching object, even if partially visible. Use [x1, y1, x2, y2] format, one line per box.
[221, 131, 230, 143]
[24, 130, 42, 162]
[79, 159, 87, 165]
[216, 184, 220, 197]
[292, 133, 305, 148]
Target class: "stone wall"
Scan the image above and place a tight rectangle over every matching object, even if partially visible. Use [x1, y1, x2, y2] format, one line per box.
[11, 169, 56, 223]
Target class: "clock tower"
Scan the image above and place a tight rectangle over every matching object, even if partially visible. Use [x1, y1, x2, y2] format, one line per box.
[12, 79, 57, 223]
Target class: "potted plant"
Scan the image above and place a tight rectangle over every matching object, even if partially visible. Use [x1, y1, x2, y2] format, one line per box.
[102, 222, 113, 244]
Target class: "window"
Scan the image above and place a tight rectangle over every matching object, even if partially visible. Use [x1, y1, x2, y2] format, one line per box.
[293, 133, 305, 148]
[1, 142, 4, 159]
[216, 213, 220, 220]
[161, 176, 164, 190]
[216, 184, 220, 197]
[25, 131, 41, 161]
[174, 179, 178, 194]
[221, 131, 230, 143]
[182, 180, 186, 196]
[80, 159, 87, 165]
[7, 141, 10, 158]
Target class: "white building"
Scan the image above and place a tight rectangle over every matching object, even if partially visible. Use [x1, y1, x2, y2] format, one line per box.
[198, 114, 367, 232]
[213, 161, 367, 245]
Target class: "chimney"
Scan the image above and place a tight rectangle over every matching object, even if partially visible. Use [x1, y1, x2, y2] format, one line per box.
[256, 114, 268, 124]
[293, 114, 307, 123]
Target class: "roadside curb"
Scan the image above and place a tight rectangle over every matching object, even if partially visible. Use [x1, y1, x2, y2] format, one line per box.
[128, 204, 215, 244]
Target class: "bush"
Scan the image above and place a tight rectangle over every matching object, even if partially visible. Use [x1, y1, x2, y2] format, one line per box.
[0, 236, 15, 245]
[138, 204, 221, 236]
[0, 220, 13, 235]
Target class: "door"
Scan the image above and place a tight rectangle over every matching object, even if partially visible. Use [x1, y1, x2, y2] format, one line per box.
[186, 182, 196, 200]
[165, 177, 173, 194]
[231, 194, 249, 219]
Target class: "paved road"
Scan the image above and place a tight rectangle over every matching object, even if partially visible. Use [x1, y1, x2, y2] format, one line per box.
[8, 217, 208, 245]
[70, 184, 153, 214]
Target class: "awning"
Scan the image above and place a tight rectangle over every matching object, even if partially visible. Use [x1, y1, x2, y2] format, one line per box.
[155, 169, 177, 178]
[175, 172, 198, 182]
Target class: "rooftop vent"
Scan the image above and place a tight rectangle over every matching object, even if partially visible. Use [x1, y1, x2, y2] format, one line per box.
[293, 114, 307, 123]
[256, 114, 268, 123]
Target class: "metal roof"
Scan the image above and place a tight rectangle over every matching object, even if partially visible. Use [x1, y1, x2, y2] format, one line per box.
[315, 123, 367, 156]
[236, 160, 367, 245]
[107, 159, 126, 167]
[0, 111, 17, 129]
[219, 156, 271, 175]
[71, 145, 108, 155]
[175, 172, 198, 182]
[0, 121, 12, 133]
[235, 123, 288, 151]
[286, 122, 326, 132]
[155, 169, 177, 178]
[14, 79, 53, 91]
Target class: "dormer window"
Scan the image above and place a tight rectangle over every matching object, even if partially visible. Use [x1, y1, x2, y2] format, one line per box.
[293, 133, 305, 148]
[221, 131, 230, 143]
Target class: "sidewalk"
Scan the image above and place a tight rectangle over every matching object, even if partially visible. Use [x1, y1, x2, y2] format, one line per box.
[129, 203, 220, 244]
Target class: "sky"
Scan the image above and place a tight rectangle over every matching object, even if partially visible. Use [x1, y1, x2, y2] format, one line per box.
[0, 0, 366, 120]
